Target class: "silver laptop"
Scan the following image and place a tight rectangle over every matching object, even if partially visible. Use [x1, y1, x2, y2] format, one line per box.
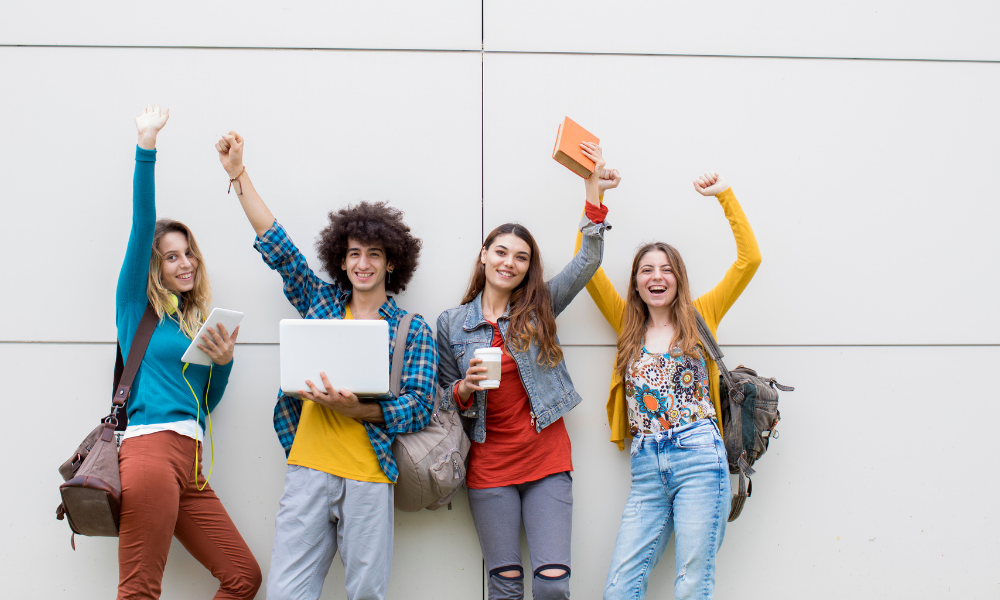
[279, 319, 390, 400]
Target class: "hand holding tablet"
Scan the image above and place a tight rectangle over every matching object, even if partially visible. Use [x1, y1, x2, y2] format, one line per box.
[181, 308, 245, 366]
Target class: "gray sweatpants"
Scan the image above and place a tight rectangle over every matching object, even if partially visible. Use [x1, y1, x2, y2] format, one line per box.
[267, 465, 394, 600]
[468, 472, 573, 600]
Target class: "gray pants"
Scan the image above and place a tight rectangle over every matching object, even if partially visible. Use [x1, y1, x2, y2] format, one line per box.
[267, 465, 394, 600]
[468, 472, 573, 600]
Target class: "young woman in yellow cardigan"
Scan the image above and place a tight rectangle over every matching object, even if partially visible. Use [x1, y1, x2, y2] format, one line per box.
[574, 172, 761, 600]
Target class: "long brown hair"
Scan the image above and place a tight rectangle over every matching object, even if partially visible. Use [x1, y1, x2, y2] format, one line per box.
[615, 242, 700, 381]
[147, 219, 211, 339]
[460, 223, 562, 368]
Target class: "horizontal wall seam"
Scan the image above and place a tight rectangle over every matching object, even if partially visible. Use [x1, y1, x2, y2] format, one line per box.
[485, 49, 1000, 64]
[2, 44, 998, 64]
[1, 44, 480, 53]
[3, 341, 999, 348]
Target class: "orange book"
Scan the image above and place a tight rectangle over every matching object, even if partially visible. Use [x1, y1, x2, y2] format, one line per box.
[552, 116, 599, 178]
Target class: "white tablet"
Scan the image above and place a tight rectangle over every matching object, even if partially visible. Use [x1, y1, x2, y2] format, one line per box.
[181, 308, 245, 366]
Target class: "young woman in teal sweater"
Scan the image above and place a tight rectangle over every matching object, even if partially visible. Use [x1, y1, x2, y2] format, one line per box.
[115, 105, 261, 599]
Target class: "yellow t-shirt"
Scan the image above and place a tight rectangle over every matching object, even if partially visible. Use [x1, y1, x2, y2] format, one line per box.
[286, 306, 391, 483]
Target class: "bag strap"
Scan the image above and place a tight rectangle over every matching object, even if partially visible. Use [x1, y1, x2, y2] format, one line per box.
[108, 303, 158, 429]
[694, 311, 752, 522]
[390, 313, 416, 398]
[694, 311, 741, 403]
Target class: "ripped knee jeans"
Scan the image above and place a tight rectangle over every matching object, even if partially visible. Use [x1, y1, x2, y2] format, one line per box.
[603, 418, 731, 600]
[468, 472, 573, 600]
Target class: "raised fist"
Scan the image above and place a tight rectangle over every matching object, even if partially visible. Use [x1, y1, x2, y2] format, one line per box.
[693, 172, 730, 196]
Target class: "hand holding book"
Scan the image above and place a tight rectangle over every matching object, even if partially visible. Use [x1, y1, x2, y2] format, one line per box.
[580, 142, 621, 205]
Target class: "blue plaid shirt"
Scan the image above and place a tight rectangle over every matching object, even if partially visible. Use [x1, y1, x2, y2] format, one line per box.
[255, 220, 438, 482]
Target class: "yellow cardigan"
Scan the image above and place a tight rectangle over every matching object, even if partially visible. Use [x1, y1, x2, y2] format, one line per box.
[574, 188, 761, 450]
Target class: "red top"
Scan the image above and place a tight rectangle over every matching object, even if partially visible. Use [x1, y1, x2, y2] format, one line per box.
[456, 321, 574, 488]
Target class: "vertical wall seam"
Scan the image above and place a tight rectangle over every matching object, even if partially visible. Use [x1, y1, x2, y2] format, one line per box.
[480, 0, 485, 245]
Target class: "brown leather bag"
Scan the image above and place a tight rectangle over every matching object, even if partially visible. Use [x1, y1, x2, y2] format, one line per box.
[56, 305, 158, 548]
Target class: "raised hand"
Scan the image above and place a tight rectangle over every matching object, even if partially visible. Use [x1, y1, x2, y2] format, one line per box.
[693, 172, 730, 196]
[196, 323, 240, 365]
[215, 131, 245, 179]
[599, 167, 622, 193]
[580, 142, 607, 187]
[135, 104, 170, 150]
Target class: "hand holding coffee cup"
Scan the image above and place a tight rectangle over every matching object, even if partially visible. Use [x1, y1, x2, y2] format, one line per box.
[457, 348, 504, 400]
[457, 358, 487, 400]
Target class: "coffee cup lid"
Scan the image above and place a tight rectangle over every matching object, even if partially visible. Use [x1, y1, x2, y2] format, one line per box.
[474, 347, 502, 355]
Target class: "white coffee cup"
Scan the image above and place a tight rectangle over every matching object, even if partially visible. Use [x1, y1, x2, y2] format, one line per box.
[473, 348, 502, 389]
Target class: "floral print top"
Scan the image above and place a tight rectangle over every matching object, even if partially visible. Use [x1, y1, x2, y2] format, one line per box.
[625, 347, 715, 435]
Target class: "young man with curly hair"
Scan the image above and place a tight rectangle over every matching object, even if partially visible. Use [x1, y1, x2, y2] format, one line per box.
[215, 132, 437, 600]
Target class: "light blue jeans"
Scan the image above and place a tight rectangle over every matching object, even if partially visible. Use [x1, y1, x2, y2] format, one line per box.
[603, 418, 731, 600]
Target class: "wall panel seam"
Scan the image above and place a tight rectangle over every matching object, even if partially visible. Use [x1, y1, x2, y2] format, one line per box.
[5, 45, 999, 64]
[0, 44, 481, 53]
[483, 50, 1000, 64]
[4, 341, 999, 348]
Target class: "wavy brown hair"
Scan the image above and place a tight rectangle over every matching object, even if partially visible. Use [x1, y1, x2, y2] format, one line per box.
[147, 219, 211, 339]
[316, 201, 421, 294]
[461, 223, 562, 368]
[615, 242, 700, 382]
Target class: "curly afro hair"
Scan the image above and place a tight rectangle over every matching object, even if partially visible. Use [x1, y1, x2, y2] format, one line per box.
[315, 200, 422, 294]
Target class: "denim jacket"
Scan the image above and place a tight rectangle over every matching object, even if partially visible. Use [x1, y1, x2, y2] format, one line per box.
[437, 215, 609, 443]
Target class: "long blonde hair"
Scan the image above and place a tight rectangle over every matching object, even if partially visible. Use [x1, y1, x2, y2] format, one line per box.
[615, 242, 700, 381]
[147, 219, 211, 339]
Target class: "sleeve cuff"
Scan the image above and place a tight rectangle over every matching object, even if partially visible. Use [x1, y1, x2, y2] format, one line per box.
[135, 145, 157, 162]
[579, 214, 611, 239]
[453, 382, 474, 410]
[253, 219, 291, 267]
[716, 187, 735, 202]
[211, 360, 234, 374]
[584, 200, 609, 224]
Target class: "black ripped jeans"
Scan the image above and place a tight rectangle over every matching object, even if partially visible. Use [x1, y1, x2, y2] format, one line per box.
[468, 472, 573, 600]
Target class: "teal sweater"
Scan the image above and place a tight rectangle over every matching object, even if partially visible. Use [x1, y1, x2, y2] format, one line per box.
[116, 146, 232, 427]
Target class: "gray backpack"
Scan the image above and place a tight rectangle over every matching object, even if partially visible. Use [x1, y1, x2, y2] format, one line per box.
[695, 313, 793, 522]
[390, 314, 471, 511]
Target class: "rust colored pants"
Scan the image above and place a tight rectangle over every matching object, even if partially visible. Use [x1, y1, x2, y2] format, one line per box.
[117, 430, 262, 600]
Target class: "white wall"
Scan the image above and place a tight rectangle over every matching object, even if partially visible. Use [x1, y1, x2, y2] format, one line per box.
[2, 1, 998, 598]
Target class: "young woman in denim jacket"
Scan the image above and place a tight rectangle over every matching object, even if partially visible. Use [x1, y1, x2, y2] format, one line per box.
[574, 172, 761, 600]
[437, 143, 619, 600]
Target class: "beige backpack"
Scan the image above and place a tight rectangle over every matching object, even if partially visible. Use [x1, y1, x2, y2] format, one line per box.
[390, 314, 471, 511]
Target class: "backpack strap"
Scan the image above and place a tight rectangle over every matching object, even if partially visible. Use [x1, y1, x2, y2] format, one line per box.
[109, 303, 158, 430]
[694, 311, 741, 403]
[390, 313, 416, 398]
[693, 310, 753, 522]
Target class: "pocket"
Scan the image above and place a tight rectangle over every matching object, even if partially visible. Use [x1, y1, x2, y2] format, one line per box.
[283, 464, 309, 493]
[630, 435, 643, 457]
[430, 448, 466, 499]
[675, 430, 715, 449]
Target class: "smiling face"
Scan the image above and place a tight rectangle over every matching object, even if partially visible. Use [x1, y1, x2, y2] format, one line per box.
[341, 237, 392, 293]
[480, 233, 531, 293]
[157, 230, 199, 293]
[634, 249, 678, 309]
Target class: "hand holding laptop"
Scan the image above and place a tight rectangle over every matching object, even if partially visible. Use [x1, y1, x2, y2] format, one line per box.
[299, 372, 384, 422]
